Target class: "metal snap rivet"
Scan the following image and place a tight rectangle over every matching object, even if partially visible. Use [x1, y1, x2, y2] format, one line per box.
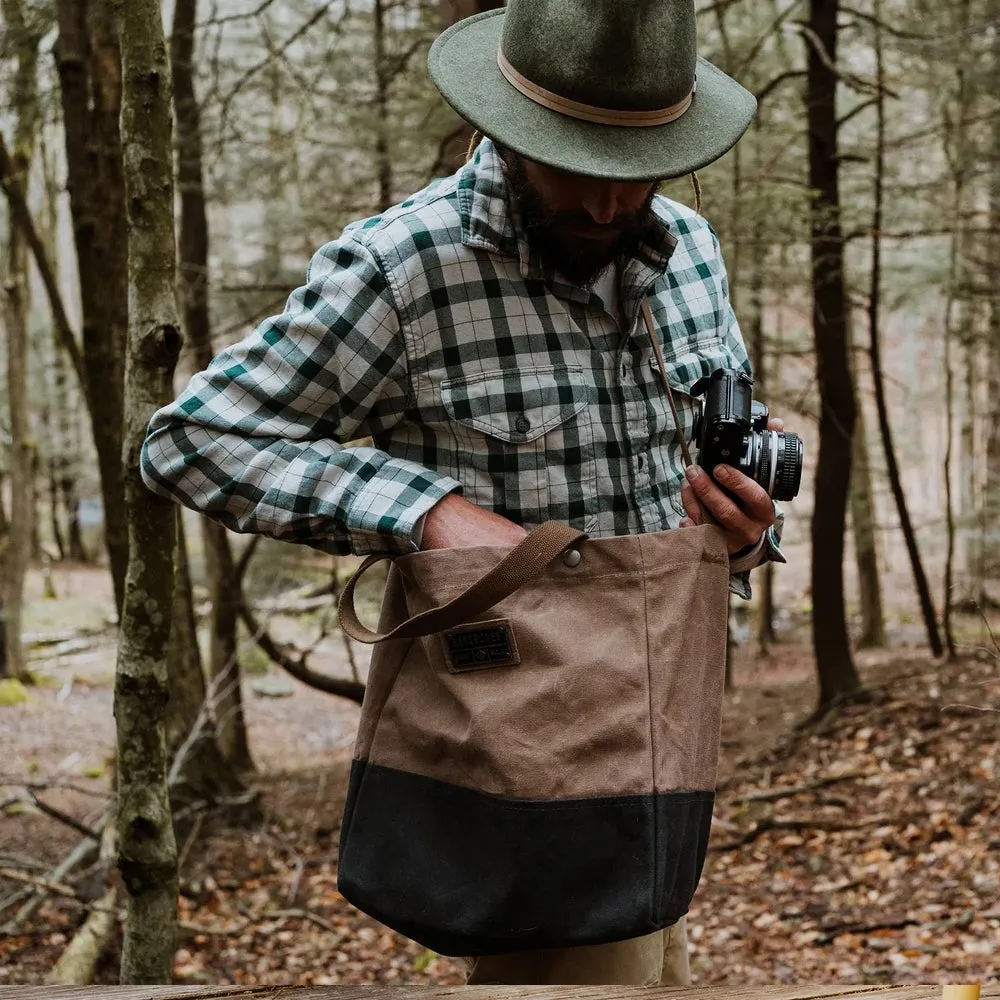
[562, 548, 582, 568]
[514, 414, 531, 434]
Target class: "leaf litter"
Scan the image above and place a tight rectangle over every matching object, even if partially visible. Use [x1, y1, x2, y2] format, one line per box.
[2, 648, 998, 985]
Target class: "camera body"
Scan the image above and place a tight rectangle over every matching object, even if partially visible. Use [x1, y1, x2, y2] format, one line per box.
[690, 368, 803, 502]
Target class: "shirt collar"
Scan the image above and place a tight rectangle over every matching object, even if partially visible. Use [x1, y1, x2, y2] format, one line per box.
[458, 137, 678, 309]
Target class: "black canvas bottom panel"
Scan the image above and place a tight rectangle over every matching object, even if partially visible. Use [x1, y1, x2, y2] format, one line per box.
[337, 760, 714, 956]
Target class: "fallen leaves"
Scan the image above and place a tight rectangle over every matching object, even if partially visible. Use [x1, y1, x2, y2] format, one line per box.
[690, 653, 1000, 984]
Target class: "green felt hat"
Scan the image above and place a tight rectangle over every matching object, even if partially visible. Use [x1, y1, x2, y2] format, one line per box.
[428, 0, 757, 182]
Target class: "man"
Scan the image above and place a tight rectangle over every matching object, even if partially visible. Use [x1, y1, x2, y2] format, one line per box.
[141, 0, 786, 985]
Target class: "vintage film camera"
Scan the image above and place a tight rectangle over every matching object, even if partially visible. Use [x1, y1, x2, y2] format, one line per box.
[690, 368, 803, 502]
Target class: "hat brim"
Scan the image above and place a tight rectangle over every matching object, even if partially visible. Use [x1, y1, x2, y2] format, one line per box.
[429, 9, 756, 182]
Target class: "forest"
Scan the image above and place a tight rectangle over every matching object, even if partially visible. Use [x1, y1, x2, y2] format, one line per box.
[0, 0, 998, 987]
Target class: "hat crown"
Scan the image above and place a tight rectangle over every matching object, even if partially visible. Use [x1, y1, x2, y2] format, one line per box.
[500, 0, 697, 113]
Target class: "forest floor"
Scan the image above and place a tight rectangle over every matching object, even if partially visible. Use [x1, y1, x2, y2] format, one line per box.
[1, 556, 998, 986]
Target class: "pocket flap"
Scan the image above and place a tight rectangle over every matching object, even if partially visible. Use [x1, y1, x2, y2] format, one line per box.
[440, 365, 590, 444]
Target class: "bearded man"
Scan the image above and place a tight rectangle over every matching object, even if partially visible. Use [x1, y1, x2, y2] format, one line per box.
[141, 0, 787, 985]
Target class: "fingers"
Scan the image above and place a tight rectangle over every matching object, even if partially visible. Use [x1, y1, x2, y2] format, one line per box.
[679, 478, 705, 525]
[711, 465, 774, 523]
[767, 417, 784, 431]
[684, 465, 773, 548]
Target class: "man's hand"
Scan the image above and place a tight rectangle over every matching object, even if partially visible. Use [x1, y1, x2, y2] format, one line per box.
[679, 416, 784, 556]
[419, 493, 528, 550]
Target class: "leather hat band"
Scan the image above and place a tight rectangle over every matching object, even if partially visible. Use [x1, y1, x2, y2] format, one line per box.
[497, 47, 694, 128]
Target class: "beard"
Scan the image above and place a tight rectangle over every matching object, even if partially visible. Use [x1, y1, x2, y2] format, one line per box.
[500, 151, 658, 287]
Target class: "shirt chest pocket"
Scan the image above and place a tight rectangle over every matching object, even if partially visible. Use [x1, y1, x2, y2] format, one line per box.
[439, 364, 598, 526]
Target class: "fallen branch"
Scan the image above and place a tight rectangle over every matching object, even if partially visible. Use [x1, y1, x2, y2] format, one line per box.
[0, 814, 105, 933]
[729, 771, 865, 805]
[710, 812, 923, 852]
[0, 854, 49, 873]
[46, 822, 119, 986]
[816, 915, 918, 943]
[180, 905, 339, 938]
[816, 908, 975, 945]
[27, 793, 101, 840]
[0, 868, 77, 898]
[0, 777, 113, 800]
[238, 600, 365, 704]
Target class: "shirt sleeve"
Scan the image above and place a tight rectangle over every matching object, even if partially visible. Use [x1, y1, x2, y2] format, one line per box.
[706, 223, 789, 600]
[140, 236, 462, 556]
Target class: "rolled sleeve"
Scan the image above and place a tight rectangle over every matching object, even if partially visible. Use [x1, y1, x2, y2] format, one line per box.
[140, 235, 457, 556]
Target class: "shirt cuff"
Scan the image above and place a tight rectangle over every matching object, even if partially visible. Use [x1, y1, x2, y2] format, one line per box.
[728, 523, 786, 599]
[345, 458, 462, 555]
[412, 512, 428, 550]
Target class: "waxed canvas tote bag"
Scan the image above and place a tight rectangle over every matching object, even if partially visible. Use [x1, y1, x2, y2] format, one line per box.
[335, 302, 732, 956]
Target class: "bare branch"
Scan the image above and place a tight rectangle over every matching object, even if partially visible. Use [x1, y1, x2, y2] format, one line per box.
[837, 96, 878, 130]
[795, 21, 881, 95]
[238, 600, 365, 704]
[755, 68, 807, 107]
[27, 793, 101, 840]
[216, 3, 341, 133]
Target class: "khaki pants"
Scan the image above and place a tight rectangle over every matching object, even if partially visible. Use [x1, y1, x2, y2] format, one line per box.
[464, 916, 691, 986]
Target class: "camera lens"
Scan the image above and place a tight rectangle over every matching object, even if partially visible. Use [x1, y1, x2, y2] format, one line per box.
[772, 432, 803, 501]
[745, 430, 803, 501]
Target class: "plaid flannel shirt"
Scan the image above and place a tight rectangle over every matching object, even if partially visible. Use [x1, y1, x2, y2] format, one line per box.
[141, 138, 784, 598]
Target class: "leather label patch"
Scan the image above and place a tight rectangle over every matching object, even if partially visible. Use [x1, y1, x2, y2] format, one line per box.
[443, 618, 520, 673]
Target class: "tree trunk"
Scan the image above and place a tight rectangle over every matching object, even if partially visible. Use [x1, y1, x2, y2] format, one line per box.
[112, 0, 182, 981]
[0, 0, 44, 683]
[1, 262, 32, 682]
[867, 0, 943, 659]
[171, 0, 253, 775]
[959, 339, 983, 604]
[982, 33, 1000, 599]
[40, 131, 87, 565]
[373, 0, 392, 211]
[939, 7, 973, 658]
[806, 0, 860, 707]
[166, 512, 248, 805]
[742, 196, 777, 655]
[849, 389, 886, 649]
[55, 0, 129, 617]
[847, 315, 886, 649]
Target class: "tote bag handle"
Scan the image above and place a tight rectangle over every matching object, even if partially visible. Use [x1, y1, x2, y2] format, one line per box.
[338, 520, 586, 644]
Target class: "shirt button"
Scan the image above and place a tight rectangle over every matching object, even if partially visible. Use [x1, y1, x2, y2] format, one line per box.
[514, 414, 531, 434]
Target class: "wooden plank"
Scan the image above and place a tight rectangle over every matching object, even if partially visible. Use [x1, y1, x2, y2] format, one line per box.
[3, 987, 997, 1000]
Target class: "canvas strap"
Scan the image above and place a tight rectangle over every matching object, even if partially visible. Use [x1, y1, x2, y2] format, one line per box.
[338, 520, 587, 644]
[641, 298, 694, 469]
[497, 48, 694, 128]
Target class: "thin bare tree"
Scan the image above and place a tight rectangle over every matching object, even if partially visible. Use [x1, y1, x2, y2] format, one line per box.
[171, 0, 253, 774]
[806, 0, 861, 706]
[113, 0, 182, 980]
[54, 0, 130, 616]
[0, 0, 47, 681]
